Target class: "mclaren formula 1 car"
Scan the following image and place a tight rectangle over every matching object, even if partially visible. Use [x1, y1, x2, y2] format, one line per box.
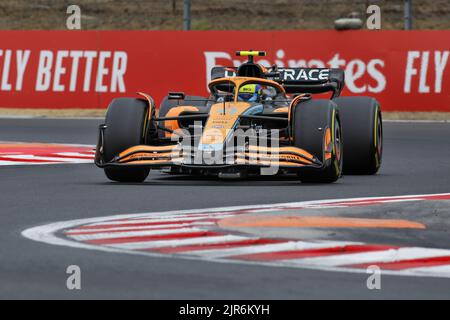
[95, 50, 382, 183]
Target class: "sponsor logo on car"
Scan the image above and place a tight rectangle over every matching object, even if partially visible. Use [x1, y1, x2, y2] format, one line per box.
[280, 68, 330, 81]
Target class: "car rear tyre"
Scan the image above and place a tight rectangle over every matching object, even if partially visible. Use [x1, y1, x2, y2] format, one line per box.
[333, 96, 382, 175]
[103, 98, 150, 182]
[293, 99, 343, 183]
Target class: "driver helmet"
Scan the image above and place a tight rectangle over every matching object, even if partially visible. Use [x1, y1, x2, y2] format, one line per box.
[237, 84, 262, 102]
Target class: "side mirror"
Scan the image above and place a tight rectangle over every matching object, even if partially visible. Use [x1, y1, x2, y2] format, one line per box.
[168, 92, 185, 100]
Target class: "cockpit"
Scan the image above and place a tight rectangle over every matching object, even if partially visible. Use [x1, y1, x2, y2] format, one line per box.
[208, 78, 288, 109]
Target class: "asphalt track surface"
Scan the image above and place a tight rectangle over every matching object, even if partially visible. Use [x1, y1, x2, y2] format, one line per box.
[1, 118, 450, 299]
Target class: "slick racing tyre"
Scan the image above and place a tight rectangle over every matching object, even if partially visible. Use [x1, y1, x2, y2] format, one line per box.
[103, 98, 150, 182]
[293, 99, 343, 183]
[333, 96, 382, 175]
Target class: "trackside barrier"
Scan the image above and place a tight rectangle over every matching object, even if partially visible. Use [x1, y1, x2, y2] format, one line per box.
[0, 30, 448, 111]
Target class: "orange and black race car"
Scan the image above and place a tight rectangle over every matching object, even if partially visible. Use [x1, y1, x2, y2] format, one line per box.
[95, 50, 382, 183]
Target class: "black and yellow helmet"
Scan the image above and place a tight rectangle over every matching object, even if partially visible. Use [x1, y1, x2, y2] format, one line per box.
[237, 84, 262, 102]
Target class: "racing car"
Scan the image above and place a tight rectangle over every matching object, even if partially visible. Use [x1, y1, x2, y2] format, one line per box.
[95, 50, 382, 183]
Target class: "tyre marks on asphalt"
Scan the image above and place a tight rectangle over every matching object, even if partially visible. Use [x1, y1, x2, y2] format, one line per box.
[0, 142, 94, 165]
[22, 193, 450, 278]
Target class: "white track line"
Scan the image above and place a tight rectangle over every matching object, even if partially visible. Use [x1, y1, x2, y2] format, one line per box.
[378, 199, 424, 203]
[69, 227, 204, 241]
[107, 235, 252, 250]
[65, 222, 215, 235]
[407, 265, 450, 274]
[84, 214, 236, 227]
[54, 152, 95, 157]
[0, 161, 24, 165]
[130, 211, 245, 220]
[285, 248, 450, 267]
[188, 241, 359, 259]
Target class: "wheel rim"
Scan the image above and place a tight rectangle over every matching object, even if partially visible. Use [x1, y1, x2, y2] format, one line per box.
[376, 112, 383, 159]
[334, 116, 343, 170]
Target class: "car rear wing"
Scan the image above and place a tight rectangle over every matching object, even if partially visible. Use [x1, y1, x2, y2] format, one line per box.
[274, 68, 345, 98]
[211, 66, 345, 98]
